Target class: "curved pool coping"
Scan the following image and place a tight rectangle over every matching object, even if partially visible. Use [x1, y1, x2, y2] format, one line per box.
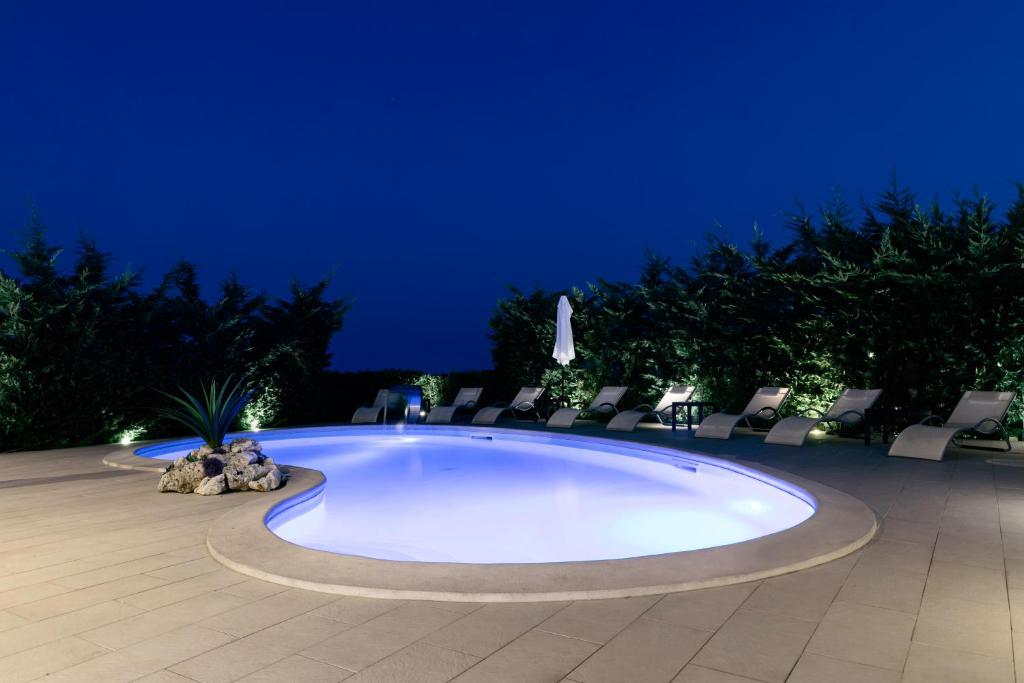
[104, 425, 878, 602]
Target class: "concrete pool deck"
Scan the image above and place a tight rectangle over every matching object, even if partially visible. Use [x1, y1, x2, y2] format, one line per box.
[110, 427, 878, 602]
[2, 425, 1023, 681]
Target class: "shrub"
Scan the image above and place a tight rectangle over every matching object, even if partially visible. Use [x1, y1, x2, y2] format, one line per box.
[156, 377, 252, 449]
[240, 381, 281, 432]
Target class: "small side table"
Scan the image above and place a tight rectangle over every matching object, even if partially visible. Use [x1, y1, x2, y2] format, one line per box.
[671, 401, 718, 433]
[863, 406, 930, 445]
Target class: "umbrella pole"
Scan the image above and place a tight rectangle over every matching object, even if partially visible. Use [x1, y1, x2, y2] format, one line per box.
[561, 364, 566, 407]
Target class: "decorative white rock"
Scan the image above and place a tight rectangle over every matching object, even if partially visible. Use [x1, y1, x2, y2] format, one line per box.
[249, 468, 282, 492]
[157, 460, 206, 493]
[195, 474, 227, 495]
[157, 438, 284, 495]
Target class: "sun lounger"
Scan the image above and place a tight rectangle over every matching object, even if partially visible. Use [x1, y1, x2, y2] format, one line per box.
[425, 387, 483, 424]
[694, 387, 791, 439]
[472, 387, 546, 425]
[547, 386, 628, 429]
[888, 390, 1015, 461]
[352, 389, 389, 424]
[764, 388, 882, 446]
[606, 385, 696, 432]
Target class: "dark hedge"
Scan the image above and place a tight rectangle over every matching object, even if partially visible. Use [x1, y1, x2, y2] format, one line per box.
[490, 180, 1024, 427]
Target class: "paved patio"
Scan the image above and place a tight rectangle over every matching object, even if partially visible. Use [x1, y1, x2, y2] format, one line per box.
[2, 426, 1023, 682]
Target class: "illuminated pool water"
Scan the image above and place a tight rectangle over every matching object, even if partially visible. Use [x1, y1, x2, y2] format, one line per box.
[139, 426, 815, 564]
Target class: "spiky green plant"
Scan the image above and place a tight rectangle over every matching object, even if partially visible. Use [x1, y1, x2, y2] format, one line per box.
[155, 376, 252, 449]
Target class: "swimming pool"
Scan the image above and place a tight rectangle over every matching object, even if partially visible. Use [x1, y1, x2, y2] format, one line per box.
[139, 426, 815, 564]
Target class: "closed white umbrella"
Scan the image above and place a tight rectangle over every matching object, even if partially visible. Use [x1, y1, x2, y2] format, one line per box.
[552, 295, 575, 406]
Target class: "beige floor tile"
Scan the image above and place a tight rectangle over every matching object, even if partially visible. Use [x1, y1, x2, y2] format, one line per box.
[805, 600, 914, 671]
[134, 671, 197, 683]
[120, 568, 248, 610]
[9, 573, 167, 621]
[1001, 514, 1024, 536]
[536, 595, 659, 644]
[835, 561, 925, 614]
[344, 642, 479, 682]
[878, 518, 938, 546]
[1010, 588, 1024, 632]
[81, 590, 246, 649]
[569, 616, 711, 683]
[887, 498, 947, 524]
[198, 587, 337, 637]
[302, 603, 463, 671]
[0, 635, 108, 683]
[787, 653, 900, 682]
[421, 600, 485, 615]
[311, 596, 406, 625]
[939, 510, 1001, 541]
[217, 578, 291, 601]
[237, 654, 354, 682]
[0, 599, 143, 659]
[925, 560, 1008, 607]
[671, 665, 760, 682]
[902, 642, 1013, 682]
[165, 543, 214, 561]
[43, 625, 236, 683]
[855, 539, 933, 575]
[645, 583, 757, 631]
[247, 613, 354, 651]
[933, 535, 1006, 570]
[0, 581, 71, 611]
[741, 558, 853, 622]
[0, 539, 125, 576]
[135, 672, 197, 683]
[50, 549, 205, 590]
[690, 608, 816, 682]
[945, 502, 1000, 522]
[452, 629, 599, 682]
[144, 556, 222, 581]
[913, 593, 1011, 659]
[170, 636, 296, 683]
[424, 601, 566, 657]
[1001, 531, 1024, 560]
[0, 608, 30, 631]
[1007, 558, 1024, 590]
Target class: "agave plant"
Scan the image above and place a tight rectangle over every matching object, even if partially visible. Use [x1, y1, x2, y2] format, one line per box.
[155, 376, 252, 450]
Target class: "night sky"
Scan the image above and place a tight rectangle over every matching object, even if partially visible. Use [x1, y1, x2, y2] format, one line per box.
[3, 1, 1022, 371]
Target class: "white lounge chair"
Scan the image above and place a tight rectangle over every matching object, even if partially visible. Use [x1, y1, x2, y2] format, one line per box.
[694, 387, 791, 440]
[606, 385, 696, 432]
[764, 388, 882, 446]
[888, 390, 1015, 461]
[425, 387, 483, 424]
[351, 389, 389, 424]
[472, 387, 546, 425]
[547, 386, 628, 429]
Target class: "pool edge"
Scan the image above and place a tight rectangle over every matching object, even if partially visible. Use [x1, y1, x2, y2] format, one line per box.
[106, 426, 878, 602]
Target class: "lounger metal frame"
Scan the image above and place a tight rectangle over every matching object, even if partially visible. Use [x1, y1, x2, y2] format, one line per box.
[793, 406, 869, 435]
[578, 401, 621, 420]
[741, 405, 785, 431]
[488, 390, 546, 422]
[917, 412, 1013, 452]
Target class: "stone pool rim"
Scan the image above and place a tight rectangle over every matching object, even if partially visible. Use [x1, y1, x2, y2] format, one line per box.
[104, 425, 878, 602]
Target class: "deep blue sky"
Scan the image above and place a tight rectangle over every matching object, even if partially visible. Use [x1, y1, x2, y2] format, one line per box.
[3, 1, 1022, 371]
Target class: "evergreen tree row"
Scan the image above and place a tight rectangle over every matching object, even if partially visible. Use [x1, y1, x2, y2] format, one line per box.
[490, 180, 1024, 424]
[0, 213, 348, 450]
